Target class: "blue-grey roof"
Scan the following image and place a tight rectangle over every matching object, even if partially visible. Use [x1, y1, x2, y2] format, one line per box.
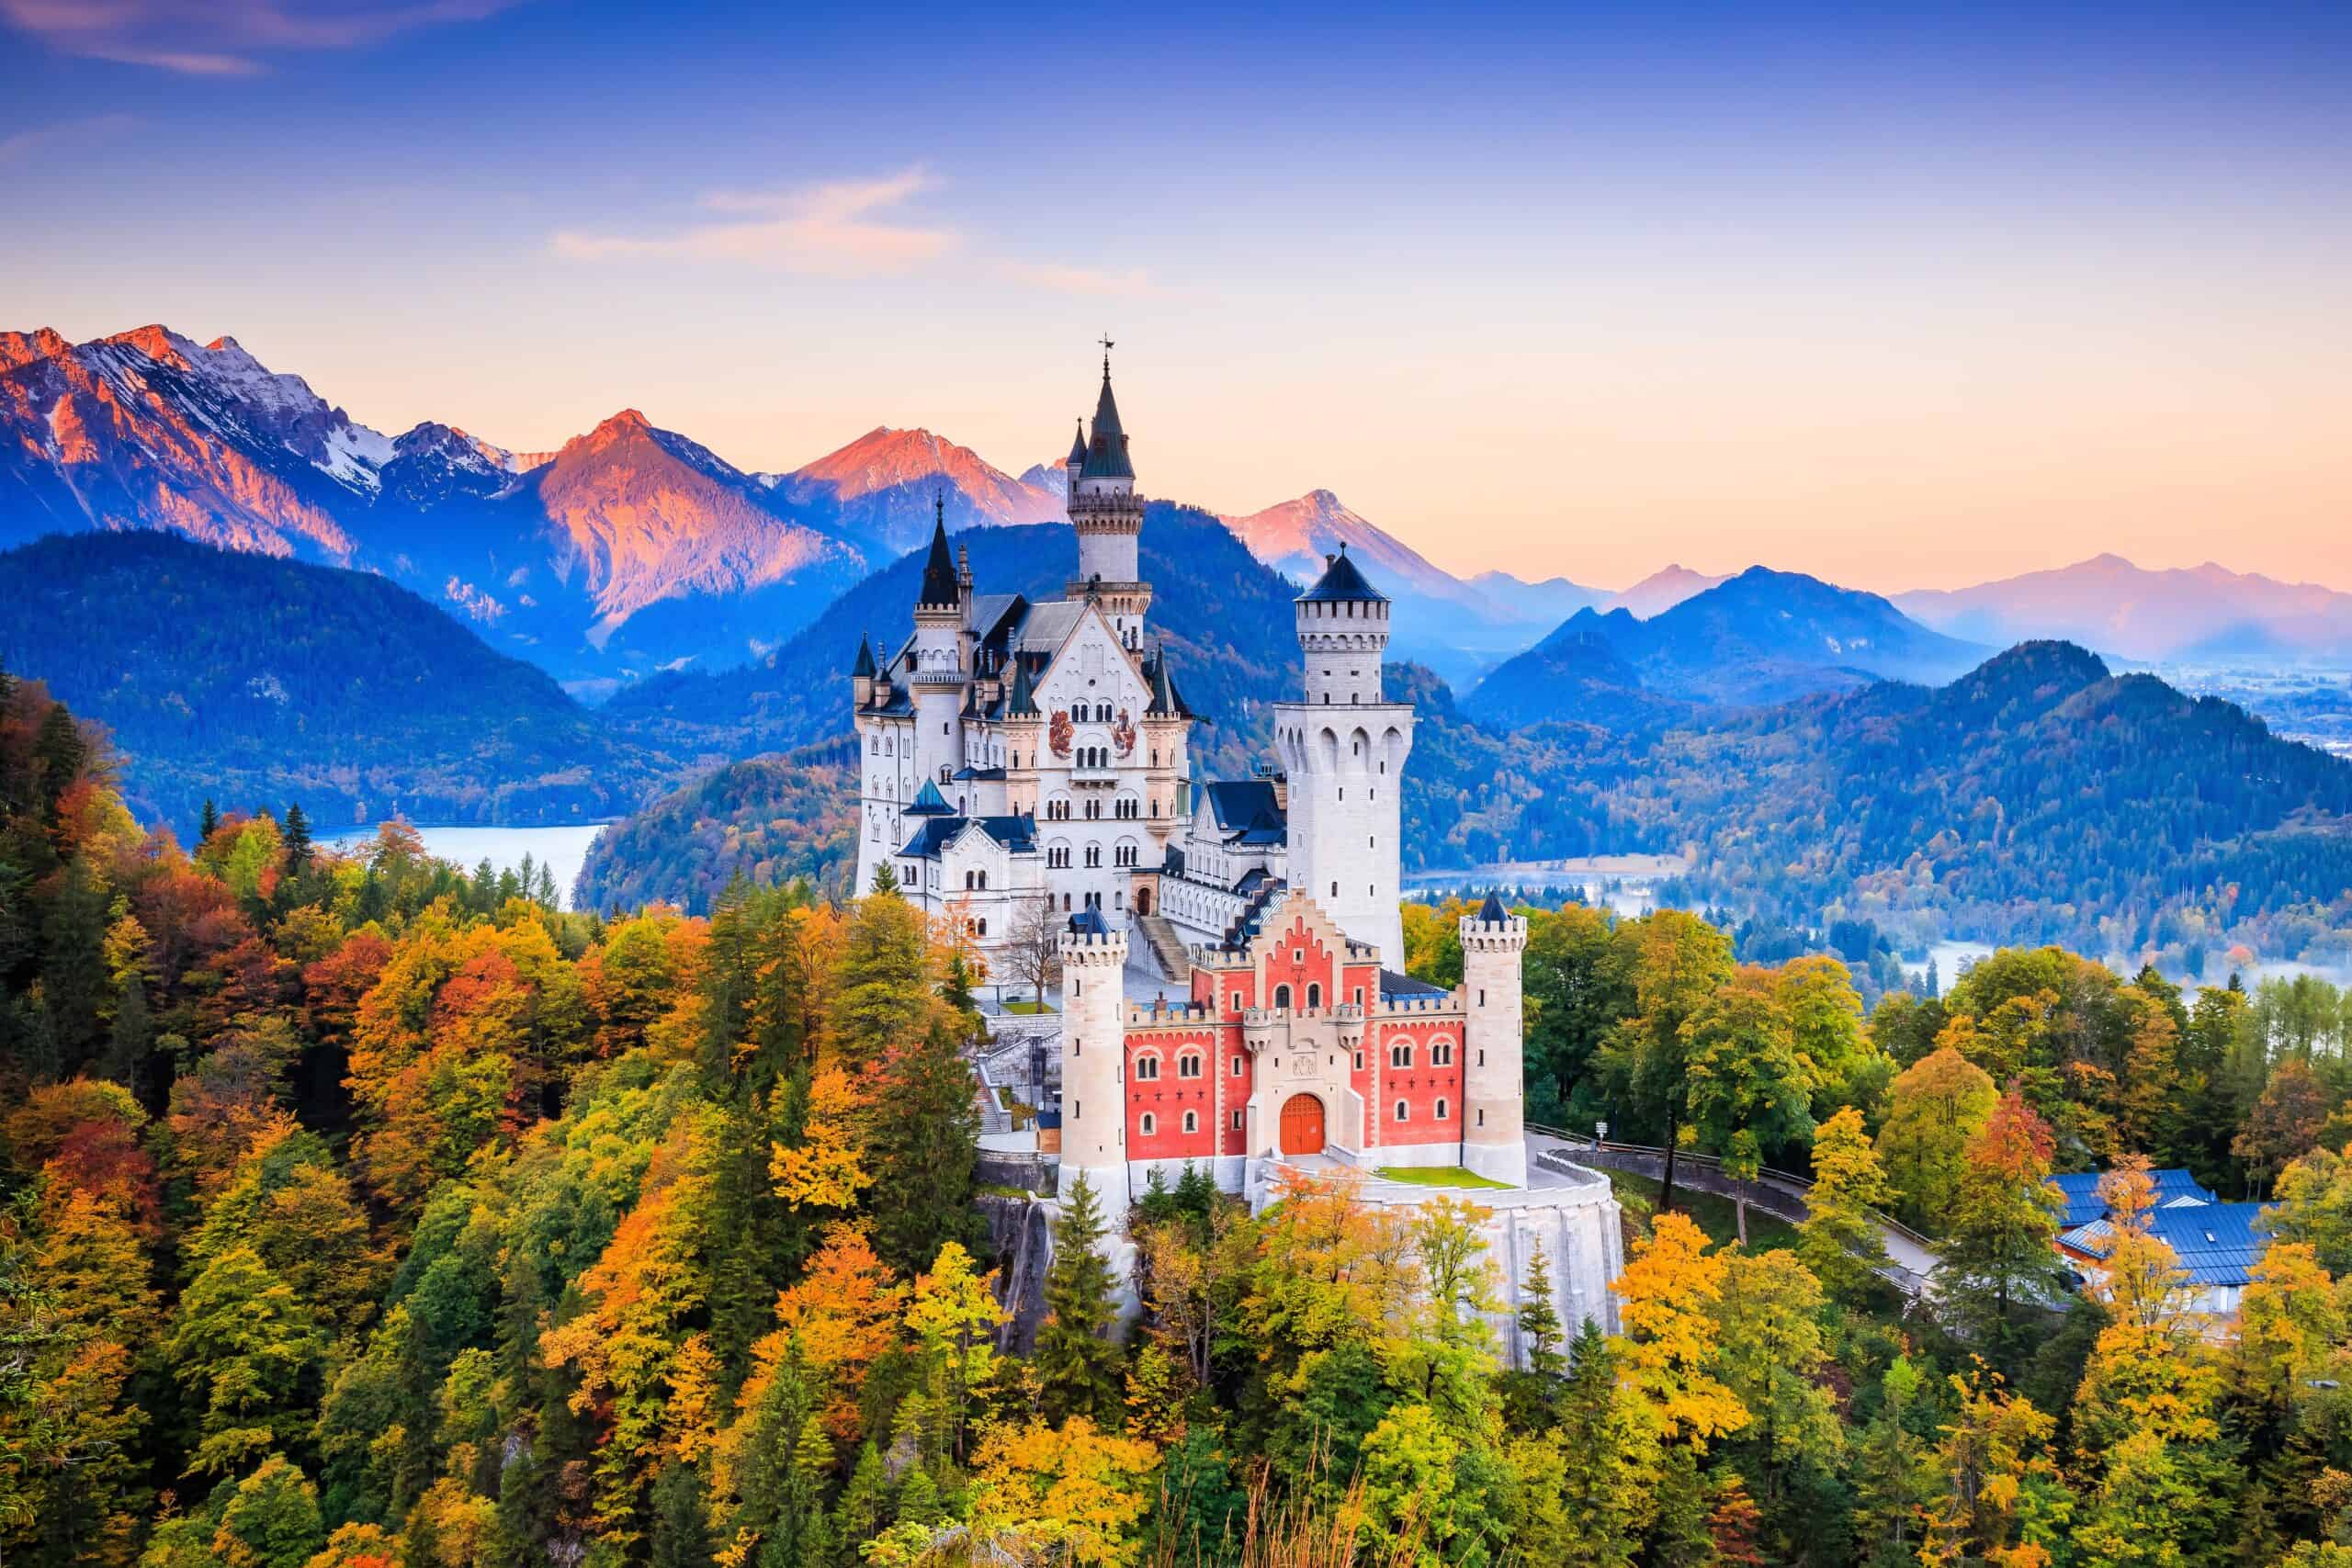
[1069, 907, 1112, 936]
[1232, 865, 1273, 896]
[851, 635, 876, 678]
[2051, 1168, 2218, 1230]
[905, 780, 952, 817]
[896, 814, 1038, 860]
[1067, 419, 1087, 466]
[2147, 1201, 2272, 1288]
[1380, 968, 1447, 998]
[1298, 546, 1386, 604]
[1477, 891, 1510, 924]
[951, 766, 1006, 782]
[1203, 780, 1284, 833]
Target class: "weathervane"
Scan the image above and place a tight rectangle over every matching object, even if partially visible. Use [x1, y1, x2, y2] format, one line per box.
[1100, 333, 1114, 375]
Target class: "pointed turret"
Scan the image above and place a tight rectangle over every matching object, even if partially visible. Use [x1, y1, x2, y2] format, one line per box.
[1477, 890, 1510, 925]
[851, 634, 876, 680]
[1005, 655, 1041, 716]
[917, 494, 958, 609]
[1146, 653, 1182, 717]
[1068, 418, 1088, 467]
[1080, 359, 1134, 479]
[906, 779, 953, 817]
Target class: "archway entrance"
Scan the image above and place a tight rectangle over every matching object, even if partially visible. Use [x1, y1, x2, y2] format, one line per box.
[1279, 1094, 1326, 1156]
[1136, 886, 1153, 916]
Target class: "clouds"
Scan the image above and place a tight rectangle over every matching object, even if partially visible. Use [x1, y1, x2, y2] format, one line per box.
[550, 169, 956, 278]
[1, 0, 518, 75]
[550, 165, 1158, 297]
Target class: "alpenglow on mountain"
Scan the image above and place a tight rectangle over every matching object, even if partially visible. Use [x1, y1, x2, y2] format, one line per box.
[2, 324, 1583, 694]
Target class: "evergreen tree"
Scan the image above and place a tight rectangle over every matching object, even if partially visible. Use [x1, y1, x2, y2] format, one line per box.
[862, 1016, 983, 1274]
[33, 701, 85, 818]
[869, 860, 900, 897]
[282, 802, 311, 875]
[1035, 1172, 1124, 1422]
[1517, 1238, 1566, 1378]
[834, 1441, 889, 1566]
[650, 1460, 715, 1568]
[200, 797, 219, 844]
[1553, 1321, 1648, 1568]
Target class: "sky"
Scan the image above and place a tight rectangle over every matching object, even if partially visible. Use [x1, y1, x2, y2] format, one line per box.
[2, 0, 2348, 592]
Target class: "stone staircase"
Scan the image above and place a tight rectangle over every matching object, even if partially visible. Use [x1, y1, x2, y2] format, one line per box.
[1135, 912, 1193, 983]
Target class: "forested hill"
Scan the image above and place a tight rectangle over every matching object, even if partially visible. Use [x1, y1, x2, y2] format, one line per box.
[0, 531, 661, 829]
[604, 502, 1303, 779]
[1620, 640, 2352, 955]
[573, 739, 860, 913]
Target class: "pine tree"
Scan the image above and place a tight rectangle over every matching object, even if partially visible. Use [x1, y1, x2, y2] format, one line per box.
[1647, 1447, 1716, 1568]
[869, 860, 900, 897]
[1517, 1238, 1566, 1378]
[895, 1468, 944, 1530]
[1035, 1171, 1124, 1422]
[200, 797, 220, 844]
[834, 1441, 889, 1566]
[1554, 1320, 1649, 1568]
[650, 1464, 715, 1568]
[33, 701, 85, 818]
[862, 1017, 983, 1274]
[282, 802, 311, 875]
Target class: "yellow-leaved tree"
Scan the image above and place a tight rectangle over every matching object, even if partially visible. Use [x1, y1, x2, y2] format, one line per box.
[1611, 1211, 1747, 1450]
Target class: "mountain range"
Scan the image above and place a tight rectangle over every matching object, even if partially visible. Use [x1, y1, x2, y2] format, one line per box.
[1894, 554, 2352, 663]
[1464, 566, 1989, 729]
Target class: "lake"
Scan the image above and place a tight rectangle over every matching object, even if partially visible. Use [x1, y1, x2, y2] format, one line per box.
[321, 822, 611, 911]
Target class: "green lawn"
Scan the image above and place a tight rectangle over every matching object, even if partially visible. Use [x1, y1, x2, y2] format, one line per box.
[1000, 998, 1056, 1015]
[1601, 1168, 1799, 1253]
[1376, 1166, 1512, 1190]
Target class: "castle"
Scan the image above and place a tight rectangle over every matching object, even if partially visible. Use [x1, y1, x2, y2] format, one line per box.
[853, 353, 1623, 1345]
[850, 350, 1408, 974]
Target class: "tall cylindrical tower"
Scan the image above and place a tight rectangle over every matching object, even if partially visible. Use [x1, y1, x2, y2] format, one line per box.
[1066, 348, 1151, 639]
[910, 502, 967, 787]
[1057, 911, 1133, 1213]
[1459, 893, 1528, 1186]
[1272, 546, 1415, 969]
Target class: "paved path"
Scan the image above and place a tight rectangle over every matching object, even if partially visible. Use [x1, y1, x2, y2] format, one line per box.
[1533, 1130, 1939, 1298]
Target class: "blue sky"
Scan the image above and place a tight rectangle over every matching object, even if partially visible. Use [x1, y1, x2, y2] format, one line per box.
[3, 1, 2348, 590]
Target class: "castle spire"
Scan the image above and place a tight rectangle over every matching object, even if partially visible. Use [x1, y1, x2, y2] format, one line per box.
[917, 497, 957, 608]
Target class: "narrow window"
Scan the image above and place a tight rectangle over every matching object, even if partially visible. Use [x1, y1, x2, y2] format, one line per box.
[1140, 1113, 1156, 1135]
[1436, 1099, 1449, 1121]
[1183, 1111, 1198, 1134]
[1394, 1100, 1408, 1122]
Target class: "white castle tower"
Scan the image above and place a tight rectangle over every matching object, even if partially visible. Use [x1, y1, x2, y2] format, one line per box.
[909, 497, 968, 786]
[1057, 910, 1133, 1213]
[1272, 547, 1416, 969]
[1460, 892, 1530, 1186]
[1066, 341, 1150, 646]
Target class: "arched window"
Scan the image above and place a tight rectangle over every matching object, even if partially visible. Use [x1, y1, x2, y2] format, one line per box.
[1135, 1055, 1160, 1081]
[1390, 1043, 1412, 1068]
[1306, 984, 1322, 1010]
[1182, 1111, 1198, 1134]
[1435, 1098, 1449, 1121]
[1394, 1100, 1408, 1122]
[1430, 1041, 1453, 1066]
[1273, 984, 1293, 1010]
[1178, 1053, 1201, 1079]
[1139, 1112, 1156, 1135]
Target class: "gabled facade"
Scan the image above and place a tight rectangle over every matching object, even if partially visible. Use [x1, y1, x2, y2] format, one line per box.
[1057, 888, 1530, 1210]
[852, 355, 1197, 956]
